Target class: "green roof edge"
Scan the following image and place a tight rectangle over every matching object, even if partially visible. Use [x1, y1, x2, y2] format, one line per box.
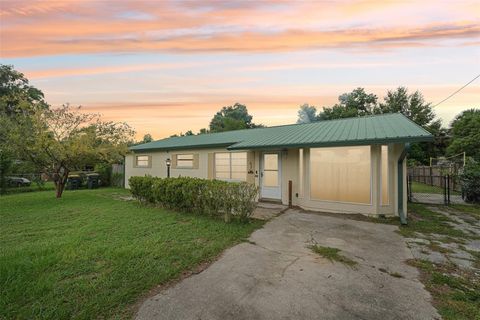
[227, 135, 433, 150]
[129, 113, 434, 152]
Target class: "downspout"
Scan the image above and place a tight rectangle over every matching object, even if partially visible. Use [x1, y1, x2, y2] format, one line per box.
[123, 155, 126, 188]
[397, 143, 410, 225]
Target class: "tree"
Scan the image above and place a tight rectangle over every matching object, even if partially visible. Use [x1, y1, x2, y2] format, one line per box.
[380, 87, 438, 128]
[460, 161, 480, 203]
[209, 103, 263, 132]
[169, 130, 195, 138]
[0, 64, 49, 117]
[380, 87, 443, 164]
[0, 64, 50, 193]
[447, 109, 480, 161]
[0, 114, 14, 194]
[11, 105, 135, 198]
[316, 87, 444, 164]
[141, 133, 153, 144]
[318, 88, 378, 120]
[296, 103, 318, 124]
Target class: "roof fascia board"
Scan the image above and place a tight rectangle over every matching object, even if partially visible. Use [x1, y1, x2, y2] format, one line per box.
[129, 142, 234, 153]
[227, 136, 433, 150]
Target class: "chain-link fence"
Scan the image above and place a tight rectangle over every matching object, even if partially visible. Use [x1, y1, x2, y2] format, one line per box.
[407, 173, 465, 205]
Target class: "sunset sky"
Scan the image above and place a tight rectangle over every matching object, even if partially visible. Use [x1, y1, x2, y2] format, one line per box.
[1, 0, 479, 139]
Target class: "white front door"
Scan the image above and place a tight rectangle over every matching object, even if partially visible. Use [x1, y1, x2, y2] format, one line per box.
[260, 152, 281, 200]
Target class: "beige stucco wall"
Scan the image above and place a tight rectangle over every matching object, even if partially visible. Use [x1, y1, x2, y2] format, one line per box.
[125, 143, 407, 217]
[125, 148, 255, 188]
[283, 144, 406, 216]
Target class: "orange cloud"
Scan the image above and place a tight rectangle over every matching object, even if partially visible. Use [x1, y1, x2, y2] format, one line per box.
[72, 84, 479, 139]
[1, 0, 478, 58]
[24, 61, 216, 79]
[2, 22, 478, 58]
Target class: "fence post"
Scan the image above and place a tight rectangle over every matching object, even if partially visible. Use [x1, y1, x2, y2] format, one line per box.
[430, 166, 433, 186]
[443, 175, 447, 205]
[447, 174, 451, 205]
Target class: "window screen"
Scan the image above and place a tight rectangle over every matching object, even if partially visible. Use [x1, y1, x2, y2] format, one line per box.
[135, 155, 150, 167]
[176, 154, 194, 168]
[215, 152, 247, 181]
[310, 146, 371, 204]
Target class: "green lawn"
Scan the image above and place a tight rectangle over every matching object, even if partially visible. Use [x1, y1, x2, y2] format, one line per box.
[398, 203, 469, 239]
[402, 204, 480, 320]
[450, 204, 480, 218]
[411, 181, 460, 195]
[411, 181, 444, 194]
[4, 181, 56, 194]
[0, 188, 263, 319]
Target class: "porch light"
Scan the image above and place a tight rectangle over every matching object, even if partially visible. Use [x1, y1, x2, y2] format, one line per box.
[166, 158, 171, 178]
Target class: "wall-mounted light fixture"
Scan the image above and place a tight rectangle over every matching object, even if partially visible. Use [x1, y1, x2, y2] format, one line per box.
[165, 158, 171, 178]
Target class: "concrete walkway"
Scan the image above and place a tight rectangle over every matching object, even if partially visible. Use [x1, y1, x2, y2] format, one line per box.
[251, 201, 288, 220]
[136, 210, 439, 320]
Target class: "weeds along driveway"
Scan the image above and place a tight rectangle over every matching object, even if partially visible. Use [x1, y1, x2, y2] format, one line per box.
[136, 209, 439, 320]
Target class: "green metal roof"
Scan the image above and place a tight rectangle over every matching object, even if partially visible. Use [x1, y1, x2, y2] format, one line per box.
[130, 113, 433, 152]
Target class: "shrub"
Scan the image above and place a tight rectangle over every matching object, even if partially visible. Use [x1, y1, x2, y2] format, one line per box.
[460, 162, 480, 204]
[128, 175, 156, 203]
[95, 163, 112, 186]
[128, 176, 258, 222]
[111, 172, 124, 187]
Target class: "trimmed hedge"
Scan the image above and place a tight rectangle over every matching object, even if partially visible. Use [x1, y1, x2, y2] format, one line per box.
[129, 176, 258, 222]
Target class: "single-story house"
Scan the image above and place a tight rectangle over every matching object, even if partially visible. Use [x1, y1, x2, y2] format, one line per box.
[126, 113, 433, 222]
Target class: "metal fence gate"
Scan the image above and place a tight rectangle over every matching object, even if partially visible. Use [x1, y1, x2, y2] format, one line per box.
[407, 172, 463, 205]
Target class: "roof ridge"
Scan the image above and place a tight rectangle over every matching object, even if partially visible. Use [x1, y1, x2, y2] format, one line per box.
[129, 112, 426, 151]
[149, 113, 402, 143]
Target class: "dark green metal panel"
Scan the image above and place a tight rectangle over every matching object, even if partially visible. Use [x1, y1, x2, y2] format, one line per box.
[130, 113, 433, 152]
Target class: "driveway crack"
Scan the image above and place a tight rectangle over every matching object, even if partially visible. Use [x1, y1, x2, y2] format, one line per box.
[247, 242, 304, 258]
[281, 257, 300, 278]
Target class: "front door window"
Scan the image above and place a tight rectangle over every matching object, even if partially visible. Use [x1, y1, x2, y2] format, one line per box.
[261, 153, 281, 199]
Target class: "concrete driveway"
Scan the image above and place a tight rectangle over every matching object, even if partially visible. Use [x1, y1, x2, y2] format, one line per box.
[136, 209, 439, 320]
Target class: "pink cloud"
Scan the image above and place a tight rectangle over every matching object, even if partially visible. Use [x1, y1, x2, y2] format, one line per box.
[1, 0, 478, 58]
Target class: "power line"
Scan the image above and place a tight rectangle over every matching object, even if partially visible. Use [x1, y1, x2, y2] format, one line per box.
[432, 73, 480, 107]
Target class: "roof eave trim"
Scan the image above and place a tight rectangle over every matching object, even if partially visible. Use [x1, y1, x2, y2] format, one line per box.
[227, 135, 434, 150]
[129, 142, 236, 152]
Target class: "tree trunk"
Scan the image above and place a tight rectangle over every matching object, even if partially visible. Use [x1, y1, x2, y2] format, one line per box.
[54, 166, 69, 198]
[55, 181, 64, 198]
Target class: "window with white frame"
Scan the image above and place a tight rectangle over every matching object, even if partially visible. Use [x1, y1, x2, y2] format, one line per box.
[176, 154, 194, 168]
[135, 155, 150, 167]
[310, 146, 371, 204]
[215, 152, 247, 181]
